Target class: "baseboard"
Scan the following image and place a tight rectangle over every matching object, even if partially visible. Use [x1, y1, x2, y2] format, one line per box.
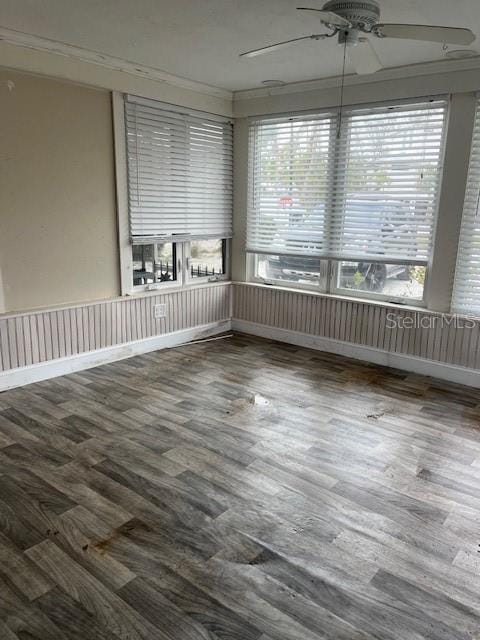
[0, 320, 231, 392]
[232, 319, 480, 388]
[4, 317, 477, 392]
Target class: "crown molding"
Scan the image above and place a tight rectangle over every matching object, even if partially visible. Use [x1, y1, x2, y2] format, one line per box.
[234, 56, 480, 100]
[2, 25, 479, 108]
[0, 26, 232, 101]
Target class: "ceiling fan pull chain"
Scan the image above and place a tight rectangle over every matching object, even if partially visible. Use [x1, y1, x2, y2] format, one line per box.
[337, 37, 348, 139]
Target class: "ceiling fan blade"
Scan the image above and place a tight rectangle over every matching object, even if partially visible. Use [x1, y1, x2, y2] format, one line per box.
[349, 38, 383, 75]
[374, 23, 475, 45]
[297, 8, 351, 28]
[239, 34, 327, 58]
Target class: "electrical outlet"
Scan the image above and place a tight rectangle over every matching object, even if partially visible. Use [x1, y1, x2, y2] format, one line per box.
[153, 303, 167, 319]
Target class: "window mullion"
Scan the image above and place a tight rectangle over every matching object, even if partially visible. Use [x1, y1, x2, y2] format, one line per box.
[326, 109, 349, 291]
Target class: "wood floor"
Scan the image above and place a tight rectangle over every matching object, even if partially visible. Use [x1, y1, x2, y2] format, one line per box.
[1, 333, 480, 640]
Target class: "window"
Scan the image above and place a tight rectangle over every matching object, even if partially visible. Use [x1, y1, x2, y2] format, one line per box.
[253, 254, 326, 289]
[188, 239, 226, 280]
[247, 98, 447, 303]
[452, 97, 480, 316]
[122, 94, 233, 291]
[132, 243, 177, 286]
[333, 262, 426, 301]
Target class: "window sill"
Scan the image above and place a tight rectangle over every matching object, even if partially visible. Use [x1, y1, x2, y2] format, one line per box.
[233, 280, 452, 317]
[125, 279, 231, 299]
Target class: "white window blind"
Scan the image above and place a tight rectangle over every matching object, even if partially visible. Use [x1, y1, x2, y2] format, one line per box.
[125, 95, 233, 243]
[247, 112, 336, 256]
[452, 97, 480, 316]
[247, 98, 447, 265]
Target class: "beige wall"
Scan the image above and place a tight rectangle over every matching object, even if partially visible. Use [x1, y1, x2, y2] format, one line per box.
[0, 40, 232, 118]
[0, 68, 119, 312]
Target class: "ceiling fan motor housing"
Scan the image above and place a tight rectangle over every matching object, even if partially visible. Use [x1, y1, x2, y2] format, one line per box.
[323, 0, 380, 30]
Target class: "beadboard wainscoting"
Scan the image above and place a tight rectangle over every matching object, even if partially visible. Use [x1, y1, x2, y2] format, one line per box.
[0, 283, 232, 390]
[2, 281, 479, 391]
[232, 283, 480, 387]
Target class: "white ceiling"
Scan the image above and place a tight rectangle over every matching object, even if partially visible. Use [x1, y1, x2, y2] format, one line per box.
[1, 0, 479, 92]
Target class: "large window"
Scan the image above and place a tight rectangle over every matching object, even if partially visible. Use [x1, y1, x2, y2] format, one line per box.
[452, 97, 480, 316]
[247, 98, 447, 304]
[123, 95, 232, 291]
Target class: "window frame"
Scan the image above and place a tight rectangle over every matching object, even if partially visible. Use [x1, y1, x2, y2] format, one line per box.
[131, 241, 179, 289]
[131, 241, 183, 293]
[249, 253, 429, 306]
[248, 253, 329, 293]
[126, 240, 230, 294]
[185, 239, 229, 286]
[328, 260, 428, 307]
[113, 92, 231, 296]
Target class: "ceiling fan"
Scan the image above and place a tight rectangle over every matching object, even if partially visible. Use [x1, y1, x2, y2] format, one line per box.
[239, 0, 476, 75]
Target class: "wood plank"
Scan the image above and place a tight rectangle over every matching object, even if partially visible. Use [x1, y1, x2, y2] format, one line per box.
[0, 334, 478, 638]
